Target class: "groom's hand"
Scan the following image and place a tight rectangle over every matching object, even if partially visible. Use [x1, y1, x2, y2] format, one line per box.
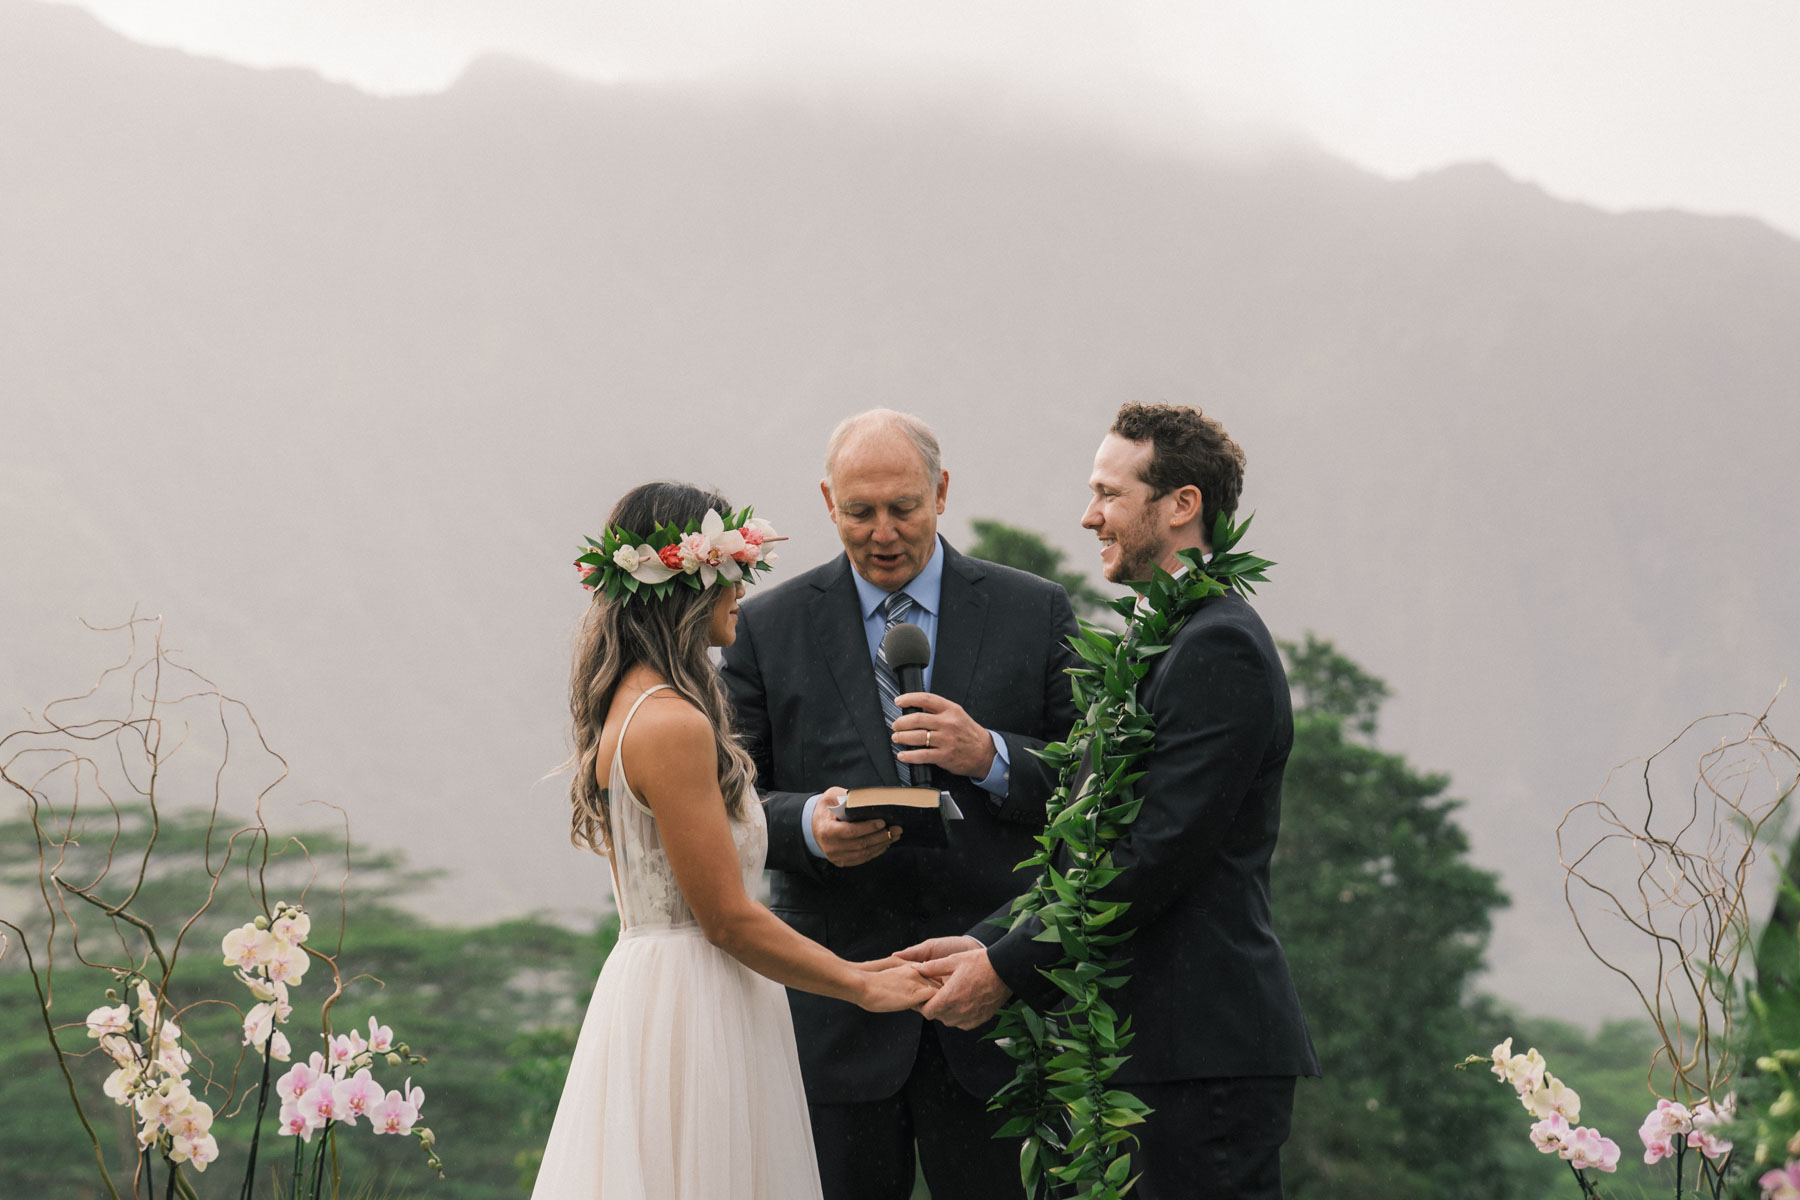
[914, 946, 1011, 1030]
[812, 786, 900, 868]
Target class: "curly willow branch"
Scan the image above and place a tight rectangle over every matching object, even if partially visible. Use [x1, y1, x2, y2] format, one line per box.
[1556, 685, 1799, 1103]
[0, 614, 353, 1184]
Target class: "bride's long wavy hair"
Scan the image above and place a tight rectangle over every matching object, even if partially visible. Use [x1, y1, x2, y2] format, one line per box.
[567, 481, 756, 854]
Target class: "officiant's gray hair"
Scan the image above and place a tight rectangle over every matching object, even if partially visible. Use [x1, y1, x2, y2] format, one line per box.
[824, 409, 943, 486]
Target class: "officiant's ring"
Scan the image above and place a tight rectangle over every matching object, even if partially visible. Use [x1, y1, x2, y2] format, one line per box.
[924, 731, 932, 749]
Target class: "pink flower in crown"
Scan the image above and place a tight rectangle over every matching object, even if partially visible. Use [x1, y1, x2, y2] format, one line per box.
[677, 531, 713, 571]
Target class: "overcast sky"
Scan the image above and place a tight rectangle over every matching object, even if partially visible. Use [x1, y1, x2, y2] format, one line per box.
[48, 0, 1800, 239]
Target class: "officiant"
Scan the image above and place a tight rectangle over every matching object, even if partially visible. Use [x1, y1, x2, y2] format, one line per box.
[720, 408, 1079, 1200]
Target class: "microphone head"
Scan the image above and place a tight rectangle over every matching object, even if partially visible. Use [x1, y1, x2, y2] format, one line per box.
[880, 621, 932, 670]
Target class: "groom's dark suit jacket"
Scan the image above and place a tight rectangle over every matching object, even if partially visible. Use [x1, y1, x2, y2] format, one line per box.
[722, 542, 1080, 1102]
[981, 590, 1319, 1084]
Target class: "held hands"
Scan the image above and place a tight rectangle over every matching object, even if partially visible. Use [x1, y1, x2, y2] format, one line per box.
[894, 936, 1012, 1030]
[892, 693, 997, 780]
[854, 960, 942, 1013]
[811, 786, 901, 868]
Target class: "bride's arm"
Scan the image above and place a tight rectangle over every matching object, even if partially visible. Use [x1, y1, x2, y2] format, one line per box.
[621, 699, 935, 1013]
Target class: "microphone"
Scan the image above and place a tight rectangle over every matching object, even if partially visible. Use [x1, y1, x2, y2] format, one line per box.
[880, 622, 935, 788]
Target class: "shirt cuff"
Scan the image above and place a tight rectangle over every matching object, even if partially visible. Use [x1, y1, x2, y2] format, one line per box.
[973, 730, 1011, 797]
[800, 794, 827, 858]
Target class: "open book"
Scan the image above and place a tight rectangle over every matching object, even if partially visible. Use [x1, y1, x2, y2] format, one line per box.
[835, 787, 964, 849]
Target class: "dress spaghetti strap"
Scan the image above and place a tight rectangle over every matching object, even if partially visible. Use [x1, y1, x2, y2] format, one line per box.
[612, 683, 672, 813]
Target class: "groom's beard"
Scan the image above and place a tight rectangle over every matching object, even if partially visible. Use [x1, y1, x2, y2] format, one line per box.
[1107, 511, 1166, 584]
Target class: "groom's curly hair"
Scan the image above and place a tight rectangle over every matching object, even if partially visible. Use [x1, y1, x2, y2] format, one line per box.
[1111, 402, 1246, 545]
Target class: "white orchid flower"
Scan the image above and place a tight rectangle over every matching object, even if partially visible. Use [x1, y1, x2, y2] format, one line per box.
[628, 543, 677, 584]
[86, 1003, 131, 1040]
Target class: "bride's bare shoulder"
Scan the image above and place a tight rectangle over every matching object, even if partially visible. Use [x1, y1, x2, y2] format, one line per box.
[615, 686, 715, 778]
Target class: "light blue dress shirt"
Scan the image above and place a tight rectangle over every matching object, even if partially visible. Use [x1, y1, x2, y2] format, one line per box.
[800, 536, 1011, 858]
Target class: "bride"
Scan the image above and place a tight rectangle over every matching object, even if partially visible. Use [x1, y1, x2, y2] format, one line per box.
[532, 481, 938, 1200]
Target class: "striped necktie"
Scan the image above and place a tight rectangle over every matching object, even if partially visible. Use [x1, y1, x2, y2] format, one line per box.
[875, 591, 917, 785]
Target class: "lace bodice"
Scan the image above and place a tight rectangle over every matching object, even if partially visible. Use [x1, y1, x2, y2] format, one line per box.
[603, 685, 766, 932]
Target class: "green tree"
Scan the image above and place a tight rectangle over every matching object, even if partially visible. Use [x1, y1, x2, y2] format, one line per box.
[966, 518, 1114, 619]
[1275, 633, 1521, 1199]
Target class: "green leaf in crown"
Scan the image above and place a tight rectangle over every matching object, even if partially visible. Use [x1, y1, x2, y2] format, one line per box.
[990, 511, 1272, 1200]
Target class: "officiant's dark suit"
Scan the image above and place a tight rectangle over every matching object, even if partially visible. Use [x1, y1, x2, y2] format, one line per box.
[720, 412, 1079, 1200]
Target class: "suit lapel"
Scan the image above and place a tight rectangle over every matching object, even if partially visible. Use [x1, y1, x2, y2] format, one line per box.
[812, 559, 903, 785]
[932, 545, 989, 710]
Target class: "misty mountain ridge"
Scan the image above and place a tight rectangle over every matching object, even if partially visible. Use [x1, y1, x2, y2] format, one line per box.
[4, 0, 1797, 1022]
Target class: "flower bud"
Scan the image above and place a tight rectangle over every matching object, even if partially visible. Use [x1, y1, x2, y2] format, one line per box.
[1759, 1056, 1783, 1073]
[1772, 1091, 1798, 1119]
[417, 1127, 435, 1146]
[387, 1052, 402, 1067]
[254, 914, 270, 930]
[105, 989, 118, 1002]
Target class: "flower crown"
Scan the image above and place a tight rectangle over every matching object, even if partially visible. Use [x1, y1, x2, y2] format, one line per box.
[575, 506, 784, 602]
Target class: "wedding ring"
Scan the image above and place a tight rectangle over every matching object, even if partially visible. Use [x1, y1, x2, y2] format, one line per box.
[924, 730, 932, 749]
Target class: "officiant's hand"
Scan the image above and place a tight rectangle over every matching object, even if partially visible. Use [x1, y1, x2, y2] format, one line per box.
[892, 693, 997, 779]
[913, 946, 1011, 1030]
[812, 786, 900, 867]
[893, 935, 982, 964]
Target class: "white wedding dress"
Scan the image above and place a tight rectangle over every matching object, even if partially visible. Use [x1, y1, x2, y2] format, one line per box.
[532, 686, 823, 1200]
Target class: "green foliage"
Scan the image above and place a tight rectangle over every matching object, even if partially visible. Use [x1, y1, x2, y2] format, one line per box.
[966, 518, 1115, 620]
[991, 515, 1270, 1199]
[1275, 633, 1520, 1199]
[0, 807, 611, 1199]
[1728, 864, 1800, 1198]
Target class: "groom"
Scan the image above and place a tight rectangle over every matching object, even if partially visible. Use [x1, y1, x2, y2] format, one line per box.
[901, 402, 1319, 1200]
[721, 408, 1080, 1200]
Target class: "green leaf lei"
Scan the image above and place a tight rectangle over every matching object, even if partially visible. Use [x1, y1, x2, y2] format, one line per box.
[990, 513, 1273, 1199]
